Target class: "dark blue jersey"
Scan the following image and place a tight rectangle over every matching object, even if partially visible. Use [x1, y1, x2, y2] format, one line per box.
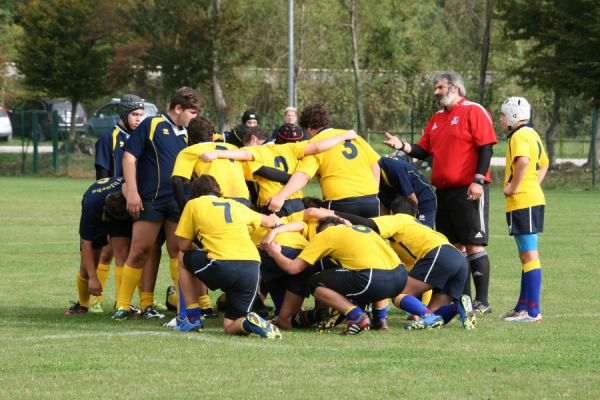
[379, 157, 436, 212]
[123, 114, 188, 201]
[79, 177, 124, 241]
[94, 125, 130, 177]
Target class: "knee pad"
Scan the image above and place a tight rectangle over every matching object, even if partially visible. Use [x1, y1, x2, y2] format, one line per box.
[514, 233, 538, 253]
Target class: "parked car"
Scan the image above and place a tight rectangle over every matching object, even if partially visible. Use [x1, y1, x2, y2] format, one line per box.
[84, 98, 159, 136]
[9, 98, 87, 141]
[0, 107, 13, 141]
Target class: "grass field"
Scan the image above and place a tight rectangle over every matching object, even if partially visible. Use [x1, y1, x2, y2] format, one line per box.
[1, 177, 599, 399]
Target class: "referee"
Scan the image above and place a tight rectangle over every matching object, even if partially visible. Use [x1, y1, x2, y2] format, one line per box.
[386, 71, 497, 314]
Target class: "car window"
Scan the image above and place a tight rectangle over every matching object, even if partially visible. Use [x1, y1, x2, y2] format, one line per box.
[99, 104, 118, 116]
[0, 108, 7, 117]
[144, 104, 158, 117]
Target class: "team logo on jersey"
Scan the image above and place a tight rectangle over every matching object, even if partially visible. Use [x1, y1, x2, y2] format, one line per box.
[474, 232, 483, 239]
[119, 140, 124, 148]
[451, 116, 459, 125]
[163, 128, 170, 135]
[432, 123, 438, 130]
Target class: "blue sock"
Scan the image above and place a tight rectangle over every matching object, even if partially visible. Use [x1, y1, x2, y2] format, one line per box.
[242, 319, 255, 333]
[525, 268, 541, 317]
[373, 304, 390, 320]
[399, 295, 430, 317]
[178, 282, 187, 320]
[344, 306, 363, 322]
[187, 306, 201, 323]
[268, 287, 286, 316]
[515, 271, 527, 312]
[436, 303, 458, 324]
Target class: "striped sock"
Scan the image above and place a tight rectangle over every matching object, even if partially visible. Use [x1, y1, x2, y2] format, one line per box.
[344, 306, 363, 322]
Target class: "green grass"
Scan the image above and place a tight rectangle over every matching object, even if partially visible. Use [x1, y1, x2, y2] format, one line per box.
[1, 177, 599, 399]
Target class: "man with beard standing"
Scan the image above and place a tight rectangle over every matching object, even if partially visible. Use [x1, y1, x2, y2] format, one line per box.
[384, 71, 496, 315]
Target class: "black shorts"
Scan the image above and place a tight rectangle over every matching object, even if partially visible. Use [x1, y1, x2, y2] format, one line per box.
[309, 264, 407, 305]
[136, 196, 181, 223]
[409, 245, 468, 300]
[90, 233, 108, 249]
[261, 198, 305, 217]
[182, 250, 260, 320]
[506, 205, 544, 235]
[324, 194, 380, 218]
[436, 185, 489, 245]
[259, 247, 311, 298]
[108, 220, 132, 239]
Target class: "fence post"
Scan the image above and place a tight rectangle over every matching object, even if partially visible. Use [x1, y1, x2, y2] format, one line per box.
[410, 109, 414, 144]
[592, 107, 597, 187]
[32, 110, 40, 174]
[19, 109, 25, 174]
[51, 110, 59, 172]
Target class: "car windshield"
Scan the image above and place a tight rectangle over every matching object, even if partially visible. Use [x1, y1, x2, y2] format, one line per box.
[0, 109, 7, 117]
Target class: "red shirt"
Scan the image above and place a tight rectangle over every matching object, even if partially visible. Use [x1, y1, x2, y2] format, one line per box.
[417, 98, 496, 189]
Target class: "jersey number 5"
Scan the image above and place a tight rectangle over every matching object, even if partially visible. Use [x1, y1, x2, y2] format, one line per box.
[341, 140, 358, 160]
[212, 202, 232, 223]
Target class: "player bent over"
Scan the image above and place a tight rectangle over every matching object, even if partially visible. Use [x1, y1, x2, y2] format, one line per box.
[499, 97, 548, 323]
[65, 177, 131, 315]
[267, 217, 407, 335]
[175, 175, 282, 338]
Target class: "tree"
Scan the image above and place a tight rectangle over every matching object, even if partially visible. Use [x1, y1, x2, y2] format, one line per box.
[498, 0, 600, 169]
[342, 0, 365, 136]
[15, 0, 143, 144]
[478, 0, 493, 105]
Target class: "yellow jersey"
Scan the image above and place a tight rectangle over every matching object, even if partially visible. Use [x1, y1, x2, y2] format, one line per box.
[373, 214, 450, 270]
[172, 142, 250, 200]
[250, 214, 309, 250]
[175, 195, 262, 261]
[294, 128, 380, 201]
[245, 142, 308, 205]
[504, 125, 548, 211]
[298, 224, 400, 271]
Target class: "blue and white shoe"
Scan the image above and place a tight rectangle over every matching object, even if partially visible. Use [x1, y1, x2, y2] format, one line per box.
[245, 312, 282, 339]
[405, 312, 444, 330]
[175, 317, 203, 332]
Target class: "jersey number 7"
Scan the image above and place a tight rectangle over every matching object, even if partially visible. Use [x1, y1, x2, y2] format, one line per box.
[212, 202, 232, 223]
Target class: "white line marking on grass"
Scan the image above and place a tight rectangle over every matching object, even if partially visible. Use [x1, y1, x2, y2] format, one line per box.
[17, 329, 341, 351]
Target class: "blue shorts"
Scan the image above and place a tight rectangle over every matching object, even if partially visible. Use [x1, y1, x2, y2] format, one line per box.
[137, 196, 181, 223]
[259, 247, 311, 298]
[309, 264, 407, 305]
[324, 194, 380, 218]
[182, 250, 260, 320]
[409, 245, 468, 300]
[506, 205, 544, 235]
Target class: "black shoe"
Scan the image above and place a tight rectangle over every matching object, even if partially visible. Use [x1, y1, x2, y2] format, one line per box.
[200, 308, 219, 319]
[165, 286, 177, 311]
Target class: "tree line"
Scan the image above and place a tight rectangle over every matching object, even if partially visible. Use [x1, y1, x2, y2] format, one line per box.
[0, 0, 599, 168]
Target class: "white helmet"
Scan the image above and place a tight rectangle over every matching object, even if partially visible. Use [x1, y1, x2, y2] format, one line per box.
[501, 97, 531, 126]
